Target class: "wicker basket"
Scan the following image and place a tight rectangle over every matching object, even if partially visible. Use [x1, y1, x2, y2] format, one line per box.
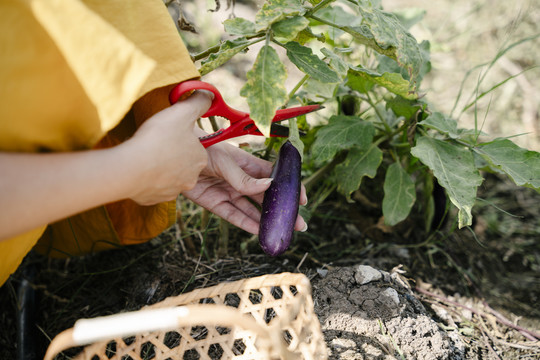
[44, 272, 328, 360]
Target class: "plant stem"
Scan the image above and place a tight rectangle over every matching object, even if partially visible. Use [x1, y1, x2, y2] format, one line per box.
[288, 117, 304, 157]
[192, 36, 266, 62]
[305, 0, 335, 16]
[365, 92, 392, 133]
[176, 210, 197, 257]
[192, 44, 221, 62]
[208, 116, 219, 131]
[263, 138, 277, 160]
[303, 150, 347, 191]
[265, 29, 271, 46]
[284, 74, 310, 107]
[388, 148, 398, 163]
[217, 219, 229, 258]
[307, 14, 335, 28]
[308, 13, 396, 60]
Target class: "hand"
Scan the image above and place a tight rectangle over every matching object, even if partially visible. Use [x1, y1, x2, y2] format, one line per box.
[123, 91, 212, 205]
[182, 140, 308, 235]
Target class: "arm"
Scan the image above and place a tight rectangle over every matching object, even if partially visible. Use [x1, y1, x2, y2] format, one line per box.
[0, 91, 212, 241]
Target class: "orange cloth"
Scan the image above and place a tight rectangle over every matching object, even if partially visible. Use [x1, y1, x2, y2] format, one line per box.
[0, 0, 200, 285]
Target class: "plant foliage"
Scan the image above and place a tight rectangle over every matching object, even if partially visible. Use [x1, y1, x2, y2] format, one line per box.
[191, 0, 540, 229]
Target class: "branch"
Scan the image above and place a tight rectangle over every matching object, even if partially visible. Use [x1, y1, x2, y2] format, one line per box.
[415, 286, 540, 341]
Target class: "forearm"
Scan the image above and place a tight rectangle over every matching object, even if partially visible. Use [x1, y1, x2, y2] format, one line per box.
[0, 93, 211, 242]
[0, 146, 134, 241]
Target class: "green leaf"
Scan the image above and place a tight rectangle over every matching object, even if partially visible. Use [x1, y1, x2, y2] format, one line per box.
[255, 0, 306, 30]
[346, 68, 375, 94]
[386, 96, 422, 119]
[311, 115, 375, 165]
[418, 112, 459, 139]
[411, 136, 483, 228]
[302, 78, 339, 101]
[199, 38, 250, 76]
[316, 6, 362, 27]
[358, 3, 425, 81]
[223, 17, 257, 36]
[321, 48, 349, 77]
[335, 144, 383, 199]
[314, 5, 362, 40]
[476, 139, 540, 191]
[336, 2, 428, 85]
[272, 16, 309, 42]
[240, 45, 288, 137]
[293, 27, 325, 45]
[376, 40, 431, 85]
[348, 67, 417, 99]
[383, 162, 416, 225]
[284, 42, 340, 83]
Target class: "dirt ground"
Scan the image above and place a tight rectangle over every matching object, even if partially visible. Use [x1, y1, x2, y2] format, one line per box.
[1, 172, 539, 359]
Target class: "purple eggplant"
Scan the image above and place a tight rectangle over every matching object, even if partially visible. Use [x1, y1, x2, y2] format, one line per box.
[259, 140, 302, 256]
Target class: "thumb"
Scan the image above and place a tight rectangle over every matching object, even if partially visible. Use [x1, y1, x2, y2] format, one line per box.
[167, 90, 213, 126]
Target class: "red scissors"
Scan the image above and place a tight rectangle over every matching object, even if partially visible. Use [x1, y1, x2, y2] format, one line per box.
[169, 80, 322, 148]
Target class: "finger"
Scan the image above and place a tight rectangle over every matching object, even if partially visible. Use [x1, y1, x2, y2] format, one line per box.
[300, 184, 308, 205]
[294, 214, 308, 232]
[217, 159, 273, 196]
[232, 148, 274, 178]
[211, 201, 261, 235]
[232, 196, 262, 223]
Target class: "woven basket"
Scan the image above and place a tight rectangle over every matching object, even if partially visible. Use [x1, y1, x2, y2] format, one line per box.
[44, 272, 328, 360]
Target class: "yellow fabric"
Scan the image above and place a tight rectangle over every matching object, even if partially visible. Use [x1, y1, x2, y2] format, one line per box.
[0, 0, 200, 285]
[0, 227, 47, 286]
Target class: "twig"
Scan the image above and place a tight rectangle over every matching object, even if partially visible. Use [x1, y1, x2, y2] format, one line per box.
[495, 340, 540, 351]
[176, 211, 197, 257]
[415, 286, 540, 341]
[481, 300, 540, 342]
[478, 315, 503, 360]
[295, 252, 309, 273]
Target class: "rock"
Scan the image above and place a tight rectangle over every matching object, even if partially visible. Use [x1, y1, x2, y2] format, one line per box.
[312, 265, 466, 360]
[354, 265, 382, 285]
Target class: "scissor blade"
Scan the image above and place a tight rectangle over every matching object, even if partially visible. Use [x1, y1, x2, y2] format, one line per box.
[272, 104, 324, 123]
[269, 124, 306, 137]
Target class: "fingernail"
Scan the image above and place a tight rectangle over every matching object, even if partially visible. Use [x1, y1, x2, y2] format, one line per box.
[300, 222, 308, 232]
[256, 178, 273, 186]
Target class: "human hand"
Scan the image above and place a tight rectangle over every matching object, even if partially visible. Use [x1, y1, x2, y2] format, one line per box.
[123, 91, 212, 205]
[182, 140, 308, 235]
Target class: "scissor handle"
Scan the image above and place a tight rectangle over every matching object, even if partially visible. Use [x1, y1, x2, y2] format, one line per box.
[169, 80, 248, 121]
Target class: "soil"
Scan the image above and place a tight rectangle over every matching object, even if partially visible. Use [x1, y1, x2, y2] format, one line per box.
[1, 252, 466, 360]
[1, 175, 539, 360]
[313, 265, 466, 359]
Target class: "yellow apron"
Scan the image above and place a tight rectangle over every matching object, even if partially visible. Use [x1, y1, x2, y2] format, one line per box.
[0, 0, 200, 285]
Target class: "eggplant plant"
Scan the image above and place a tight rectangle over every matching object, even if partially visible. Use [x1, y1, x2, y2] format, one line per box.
[177, 0, 540, 242]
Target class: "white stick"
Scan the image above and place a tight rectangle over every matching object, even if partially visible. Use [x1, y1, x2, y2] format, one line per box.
[72, 306, 190, 345]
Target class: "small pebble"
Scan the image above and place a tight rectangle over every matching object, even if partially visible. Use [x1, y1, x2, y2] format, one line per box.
[354, 265, 382, 285]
